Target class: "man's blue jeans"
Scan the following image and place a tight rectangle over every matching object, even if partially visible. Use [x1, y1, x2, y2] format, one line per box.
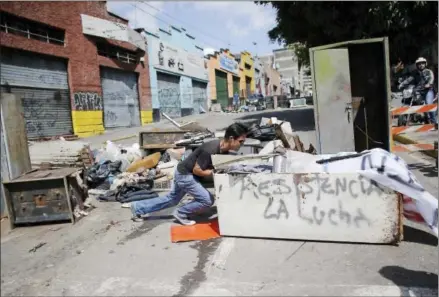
[131, 169, 214, 217]
[425, 89, 437, 124]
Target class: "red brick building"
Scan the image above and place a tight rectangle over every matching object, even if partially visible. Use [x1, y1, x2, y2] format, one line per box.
[0, 1, 152, 138]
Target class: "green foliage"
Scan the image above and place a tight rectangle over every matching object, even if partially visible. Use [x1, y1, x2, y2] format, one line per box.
[257, 1, 438, 67]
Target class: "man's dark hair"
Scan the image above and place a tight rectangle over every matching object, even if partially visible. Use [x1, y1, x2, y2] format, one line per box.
[224, 122, 248, 139]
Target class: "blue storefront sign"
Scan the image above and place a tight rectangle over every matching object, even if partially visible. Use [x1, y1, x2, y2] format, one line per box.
[219, 54, 239, 75]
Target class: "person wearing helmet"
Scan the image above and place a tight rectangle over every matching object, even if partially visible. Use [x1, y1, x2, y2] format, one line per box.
[398, 57, 437, 126]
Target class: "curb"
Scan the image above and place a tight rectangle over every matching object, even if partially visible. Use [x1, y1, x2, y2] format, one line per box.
[393, 134, 438, 159]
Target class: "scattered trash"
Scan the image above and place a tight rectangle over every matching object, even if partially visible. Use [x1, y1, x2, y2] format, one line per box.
[105, 220, 120, 231]
[29, 242, 47, 253]
[126, 152, 161, 172]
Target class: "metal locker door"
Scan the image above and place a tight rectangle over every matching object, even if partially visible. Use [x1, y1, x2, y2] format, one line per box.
[311, 48, 355, 154]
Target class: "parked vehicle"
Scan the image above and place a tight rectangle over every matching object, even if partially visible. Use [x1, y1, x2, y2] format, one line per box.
[246, 94, 266, 111]
[397, 84, 427, 126]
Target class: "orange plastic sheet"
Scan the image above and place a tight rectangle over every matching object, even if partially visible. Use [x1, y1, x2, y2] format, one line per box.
[171, 219, 221, 243]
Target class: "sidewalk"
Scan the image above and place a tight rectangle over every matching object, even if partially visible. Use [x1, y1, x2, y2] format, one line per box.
[393, 130, 438, 158]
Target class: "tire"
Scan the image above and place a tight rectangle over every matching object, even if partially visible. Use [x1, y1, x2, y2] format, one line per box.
[398, 115, 406, 126]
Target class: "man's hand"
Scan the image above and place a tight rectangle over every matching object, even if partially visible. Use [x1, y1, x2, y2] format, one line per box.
[425, 84, 431, 88]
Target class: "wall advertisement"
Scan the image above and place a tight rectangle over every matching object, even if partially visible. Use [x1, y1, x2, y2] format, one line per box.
[219, 54, 239, 75]
[149, 39, 208, 81]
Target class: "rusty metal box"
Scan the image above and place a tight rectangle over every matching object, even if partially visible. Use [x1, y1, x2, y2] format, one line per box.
[139, 130, 191, 150]
[2, 168, 81, 228]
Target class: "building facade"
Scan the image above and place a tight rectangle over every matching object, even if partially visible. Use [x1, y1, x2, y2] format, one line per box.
[235, 51, 255, 100]
[267, 49, 313, 97]
[140, 26, 208, 122]
[206, 49, 240, 109]
[262, 59, 281, 97]
[253, 56, 266, 97]
[0, 1, 152, 139]
[273, 48, 299, 96]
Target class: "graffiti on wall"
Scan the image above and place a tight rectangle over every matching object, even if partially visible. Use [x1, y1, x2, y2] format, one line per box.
[22, 93, 59, 137]
[73, 92, 103, 111]
[103, 90, 139, 128]
[158, 87, 181, 118]
[228, 173, 386, 228]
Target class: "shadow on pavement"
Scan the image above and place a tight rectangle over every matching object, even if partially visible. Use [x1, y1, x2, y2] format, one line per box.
[379, 266, 438, 289]
[234, 109, 316, 132]
[403, 225, 438, 246]
[407, 162, 438, 178]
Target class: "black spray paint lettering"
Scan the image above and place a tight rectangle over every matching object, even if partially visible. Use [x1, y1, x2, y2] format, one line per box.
[264, 197, 289, 219]
[258, 179, 292, 197]
[74, 92, 103, 111]
[239, 177, 259, 200]
[294, 182, 372, 228]
[105, 111, 118, 122]
[300, 174, 383, 200]
[361, 153, 424, 192]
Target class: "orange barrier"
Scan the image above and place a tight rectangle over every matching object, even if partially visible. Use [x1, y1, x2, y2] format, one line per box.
[170, 219, 220, 243]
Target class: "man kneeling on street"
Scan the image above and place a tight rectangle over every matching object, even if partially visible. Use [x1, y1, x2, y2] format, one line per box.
[130, 122, 248, 225]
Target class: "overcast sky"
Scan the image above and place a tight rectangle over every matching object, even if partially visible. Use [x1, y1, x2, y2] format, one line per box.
[106, 1, 282, 56]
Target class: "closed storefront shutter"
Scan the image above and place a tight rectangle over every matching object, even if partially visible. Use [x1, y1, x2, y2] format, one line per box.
[0, 48, 72, 139]
[1, 87, 71, 138]
[232, 76, 240, 97]
[245, 77, 251, 98]
[192, 80, 207, 114]
[101, 67, 141, 128]
[215, 70, 228, 109]
[157, 72, 181, 118]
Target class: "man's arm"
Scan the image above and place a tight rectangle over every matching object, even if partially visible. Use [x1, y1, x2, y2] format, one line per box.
[192, 162, 213, 177]
[425, 69, 435, 87]
[399, 75, 414, 89]
[192, 151, 214, 177]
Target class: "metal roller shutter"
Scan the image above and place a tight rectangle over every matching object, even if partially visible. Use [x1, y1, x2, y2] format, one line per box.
[232, 76, 240, 97]
[192, 80, 207, 114]
[101, 67, 141, 128]
[0, 48, 72, 138]
[215, 70, 228, 109]
[157, 72, 181, 118]
[245, 77, 251, 98]
[1, 87, 72, 138]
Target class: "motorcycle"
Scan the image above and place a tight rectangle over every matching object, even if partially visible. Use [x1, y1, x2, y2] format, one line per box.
[397, 84, 427, 126]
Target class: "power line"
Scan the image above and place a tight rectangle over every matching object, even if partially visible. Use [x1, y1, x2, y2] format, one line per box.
[140, 1, 232, 48]
[130, 3, 226, 50]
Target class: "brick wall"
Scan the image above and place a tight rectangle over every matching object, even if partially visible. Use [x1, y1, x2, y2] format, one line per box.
[0, 1, 152, 136]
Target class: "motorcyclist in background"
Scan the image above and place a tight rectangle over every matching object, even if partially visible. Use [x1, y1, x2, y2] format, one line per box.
[398, 57, 437, 126]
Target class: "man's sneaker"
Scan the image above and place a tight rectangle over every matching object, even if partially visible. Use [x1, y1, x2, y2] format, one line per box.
[121, 203, 131, 208]
[130, 203, 149, 222]
[173, 209, 196, 226]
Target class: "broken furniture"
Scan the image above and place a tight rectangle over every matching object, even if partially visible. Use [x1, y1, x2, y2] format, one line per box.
[1, 93, 32, 218]
[139, 130, 192, 151]
[3, 168, 84, 229]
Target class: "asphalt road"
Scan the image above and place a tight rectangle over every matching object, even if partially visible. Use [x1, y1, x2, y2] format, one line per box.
[1, 108, 437, 296]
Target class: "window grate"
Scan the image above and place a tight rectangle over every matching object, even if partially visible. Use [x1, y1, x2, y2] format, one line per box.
[0, 11, 65, 46]
[96, 42, 138, 64]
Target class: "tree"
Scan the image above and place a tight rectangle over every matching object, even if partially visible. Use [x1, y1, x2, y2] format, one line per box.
[257, 1, 438, 68]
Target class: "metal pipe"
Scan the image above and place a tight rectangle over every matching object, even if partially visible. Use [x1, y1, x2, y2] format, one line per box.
[161, 112, 181, 128]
